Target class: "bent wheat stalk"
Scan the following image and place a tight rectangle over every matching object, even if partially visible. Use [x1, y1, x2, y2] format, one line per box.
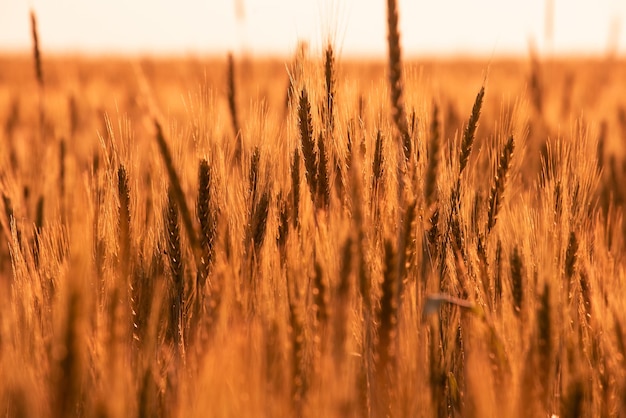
[153, 119, 201, 269]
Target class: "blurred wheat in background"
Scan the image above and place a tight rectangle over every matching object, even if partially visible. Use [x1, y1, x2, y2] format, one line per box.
[1, 1, 626, 417]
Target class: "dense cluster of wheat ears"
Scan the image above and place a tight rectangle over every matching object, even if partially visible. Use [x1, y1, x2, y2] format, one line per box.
[1, 2, 626, 417]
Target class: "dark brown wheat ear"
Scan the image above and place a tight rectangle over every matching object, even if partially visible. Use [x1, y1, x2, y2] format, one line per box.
[424, 102, 440, 209]
[298, 88, 318, 203]
[117, 165, 131, 282]
[227, 53, 242, 162]
[372, 130, 384, 194]
[30, 10, 43, 88]
[165, 187, 184, 353]
[290, 149, 301, 229]
[486, 135, 515, 234]
[565, 230, 579, 295]
[323, 43, 336, 138]
[386, 0, 412, 161]
[30, 9, 46, 143]
[196, 158, 216, 290]
[245, 190, 270, 261]
[459, 85, 485, 175]
[248, 146, 261, 207]
[510, 245, 523, 317]
[316, 132, 330, 210]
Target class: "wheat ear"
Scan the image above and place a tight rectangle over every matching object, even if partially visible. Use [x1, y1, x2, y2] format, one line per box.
[227, 53, 242, 161]
[298, 88, 318, 203]
[486, 135, 515, 234]
[459, 85, 485, 175]
[386, 0, 412, 160]
[196, 158, 216, 289]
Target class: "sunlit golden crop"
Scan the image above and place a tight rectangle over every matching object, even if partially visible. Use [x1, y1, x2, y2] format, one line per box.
[1, 5, 625, 417]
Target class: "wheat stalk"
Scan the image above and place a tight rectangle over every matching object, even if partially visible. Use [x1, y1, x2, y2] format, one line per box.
[227, 53, 242, 161]
[153, 119, 200, 268]
[494, 239, 503, 309]
[579, 268, 592, 320]
[333, 236, 352, 364]
[277, 193, 289, 261]
[68, 94, 78, 140]
[376, 240, 398, 374]
[137, 367, 159, 417]
[561, 378, 584, 418]
[529, 48, 544, 116]
[424, 103, 440, 208]
[5, 97, 20, 171]
[2, 194, 21, 246]
[32, 195, 44, 267]
[537, 282, 552, 410]
[284, 40, 307, 116]
[291, 149, 301, 229]
[510, 245, 523, 317]
[374, 240, 398, 417]
[59, 139, 66, 200]
[53, 289, 82, 417]
[117, 165, 131, 284]
[596, 121, 606, 172]
[553, 180, 563, 220]
[288, 289, 307, 415]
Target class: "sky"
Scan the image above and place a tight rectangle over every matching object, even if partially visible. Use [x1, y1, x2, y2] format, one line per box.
[1, 0, 625, 58]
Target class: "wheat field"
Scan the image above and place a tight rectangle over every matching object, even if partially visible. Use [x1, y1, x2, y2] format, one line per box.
[1, 5, 626, 418]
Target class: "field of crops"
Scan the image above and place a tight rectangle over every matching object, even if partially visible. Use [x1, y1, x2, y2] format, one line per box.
[2, 6, 626, 418]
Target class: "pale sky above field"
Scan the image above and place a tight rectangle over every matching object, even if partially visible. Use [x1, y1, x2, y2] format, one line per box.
[1, 0, 626, 57]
